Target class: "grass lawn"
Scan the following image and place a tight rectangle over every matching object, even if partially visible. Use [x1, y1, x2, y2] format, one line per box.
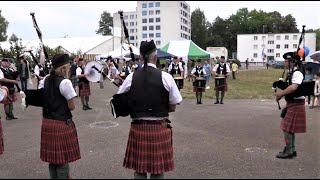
[180, 69, 284, 99]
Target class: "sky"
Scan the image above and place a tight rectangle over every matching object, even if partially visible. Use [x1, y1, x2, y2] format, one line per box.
[0, 1, 319, 41]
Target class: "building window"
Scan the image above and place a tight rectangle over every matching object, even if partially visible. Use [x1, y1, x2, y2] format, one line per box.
[142, 26, 147, 31]
[267, 41, 274, 44]
[276, 44, 280, 49]
[142, 19, 147, 23]
[253, 45, 258, 49]
[124, 16, 128, 20]
[253, 53, 257, 58]
[130, 29, 134, 33]
[156, 25, 160, 30]
[142, 33, 147, 38]
[276, 53, 280, 57]
[181, 33, 183, 38]
[155, 2, 160, 7]
[130, 22, 134, 26]
[156, 33, 161, 37]
[142, 11, 147, 16]
[276, 35, 281, 40]
[293, 35, 298, 40]
[149, 2, 153, 8]
[155, 18, 160, 22]
[130, 36, 134, 40]
[130, 15, 134, 19]
[125, 22, 128, 26]
[254, 36, 258, 40]
[149, 33, 154, 38]
[142, 3, 147, 8]
[267, 49, 274, 53]
[156, 41, 161, 45]
[156, 10, 160, 15]
[149, 18, 154, 23]
[262, 44, 266, 48]
[284, 44, 289, 49]
[149, 26, 154, 30]
[285, 35, 289, 40]
[293, 44, 297, 48]
[149, 10, 154, 15]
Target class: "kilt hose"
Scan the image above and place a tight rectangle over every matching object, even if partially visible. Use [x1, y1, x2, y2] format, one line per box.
[40, 118, 81, 164]
[0, 120, 3, 155]
[281, 101, 306, 133]
[123, 120, 174, 174]
[1, 93, 17, 105]
[79, 82, 90, 97]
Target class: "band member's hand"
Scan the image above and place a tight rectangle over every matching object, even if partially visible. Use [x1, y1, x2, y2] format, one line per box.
[275, 91, 283, 101]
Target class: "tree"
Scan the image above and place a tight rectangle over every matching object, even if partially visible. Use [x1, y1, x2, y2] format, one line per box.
[0, 9, 9, 41]
[96, 11, 113, 36]
[8, 34, 24, 64]
[191, 8, 207, 50]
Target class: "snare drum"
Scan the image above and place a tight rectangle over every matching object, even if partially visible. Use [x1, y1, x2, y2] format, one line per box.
[214, 76, 227, 91]
[174, 76, 184, 89]
[193, 77, 206, 92]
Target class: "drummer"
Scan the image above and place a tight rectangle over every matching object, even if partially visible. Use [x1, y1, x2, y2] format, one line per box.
[191, 59, 206, 104]
[168, 56, 184, 90]
[212, 56, 230, 104]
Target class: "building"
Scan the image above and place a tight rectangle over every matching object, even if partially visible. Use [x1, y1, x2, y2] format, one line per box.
[113, 1, 191, 49]
[237, 32, 316, 64]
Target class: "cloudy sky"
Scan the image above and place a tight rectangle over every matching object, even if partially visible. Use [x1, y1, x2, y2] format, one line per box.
[0, 1, 319, 40]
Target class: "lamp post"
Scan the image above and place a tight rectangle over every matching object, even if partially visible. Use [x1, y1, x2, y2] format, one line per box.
[262, 25, 267, 66]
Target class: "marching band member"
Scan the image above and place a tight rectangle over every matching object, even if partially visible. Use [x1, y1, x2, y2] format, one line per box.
[38, 54, 80, 179]
[0, 85, 8, 155]
[34, 61, 47, 88]
[0, 58, 19, 120]
[117, 40, 182, 179]
[191, 59, 206, 104]
[76, 58, 92, 110]
[120, 60, 132, 80]
[212, 56, 230, 104]
[168, 56, 184, 90]
[274, 52, 306, 159]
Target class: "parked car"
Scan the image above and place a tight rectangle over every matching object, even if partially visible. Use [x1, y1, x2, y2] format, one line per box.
[272, 61, 285, 69]
[267, 60, 276, 66]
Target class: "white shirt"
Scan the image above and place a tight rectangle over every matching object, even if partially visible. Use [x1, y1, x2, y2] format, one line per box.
[0, 68, 4, 79]
[314, 80, 320, 96]
[117, 63, 182, 105]
[191, 66, 207, 75]
[0, 87, 6, 101]
[212, 63, 231, 73]
[76, 66, 83, 76]
[168, 62, 184, 73]
[34, 64, 43, 76]
[38, 75, 77, 100]
[291, 68, 304, 99]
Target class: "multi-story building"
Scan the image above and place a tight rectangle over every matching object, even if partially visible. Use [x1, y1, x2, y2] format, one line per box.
[113, 1, 191, 49]
[237, 33, 316, 63]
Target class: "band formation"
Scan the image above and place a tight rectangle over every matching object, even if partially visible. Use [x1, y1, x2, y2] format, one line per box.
[0, 12, 318, 180]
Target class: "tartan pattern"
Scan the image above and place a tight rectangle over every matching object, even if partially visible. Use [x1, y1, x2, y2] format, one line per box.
[193, 87, 205, 92]
[214, 79, 228, 91]
[0, 120, 3, 155]
[79, 82, 91, 97]
[174, 79, 184, 90]
[40, 118, 81, 164]
[1, 93, 17, 105]
[281, 102, 306, 133]
[123, 121, 174, 174]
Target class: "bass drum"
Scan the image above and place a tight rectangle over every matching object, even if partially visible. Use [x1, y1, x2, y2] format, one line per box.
[84, 61, 104, 82]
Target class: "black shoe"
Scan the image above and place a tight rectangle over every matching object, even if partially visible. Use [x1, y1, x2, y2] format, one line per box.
[10, 115, 18, 119]
[293, 151, 297, 157]
[6, 116, 12, 120]
[83, 106, 88, 110]
[197, 102, 200, 104]
[276, 147, 294, 159]
[86, 106, 93, 110]
[199, 102, 202, 104]
[220, 101, 224, 104]
[214, 101, 219, 104]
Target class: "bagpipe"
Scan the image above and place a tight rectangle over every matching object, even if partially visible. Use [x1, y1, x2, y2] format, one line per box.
[272, 25, 315, 109]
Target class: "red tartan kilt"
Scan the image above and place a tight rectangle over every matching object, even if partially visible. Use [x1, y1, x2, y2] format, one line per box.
[1, 93, 17, 105]
[40, 118, 81, 164]
[281, 102, 306, 133]
[193, 87, 205, 92]
[123, 121, 174, 174]
[79, 82, 91, 97]
[214, 82, 228, 91]
[0, 120, 3, 155]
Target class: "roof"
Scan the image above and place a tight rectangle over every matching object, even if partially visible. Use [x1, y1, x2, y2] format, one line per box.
[0, 36, 113, 54]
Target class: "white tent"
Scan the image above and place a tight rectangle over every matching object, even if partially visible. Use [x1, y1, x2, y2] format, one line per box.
[95, 43, 140, 60]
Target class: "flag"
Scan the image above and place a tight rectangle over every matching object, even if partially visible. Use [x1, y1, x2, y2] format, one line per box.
[31, 13, 49, 60]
